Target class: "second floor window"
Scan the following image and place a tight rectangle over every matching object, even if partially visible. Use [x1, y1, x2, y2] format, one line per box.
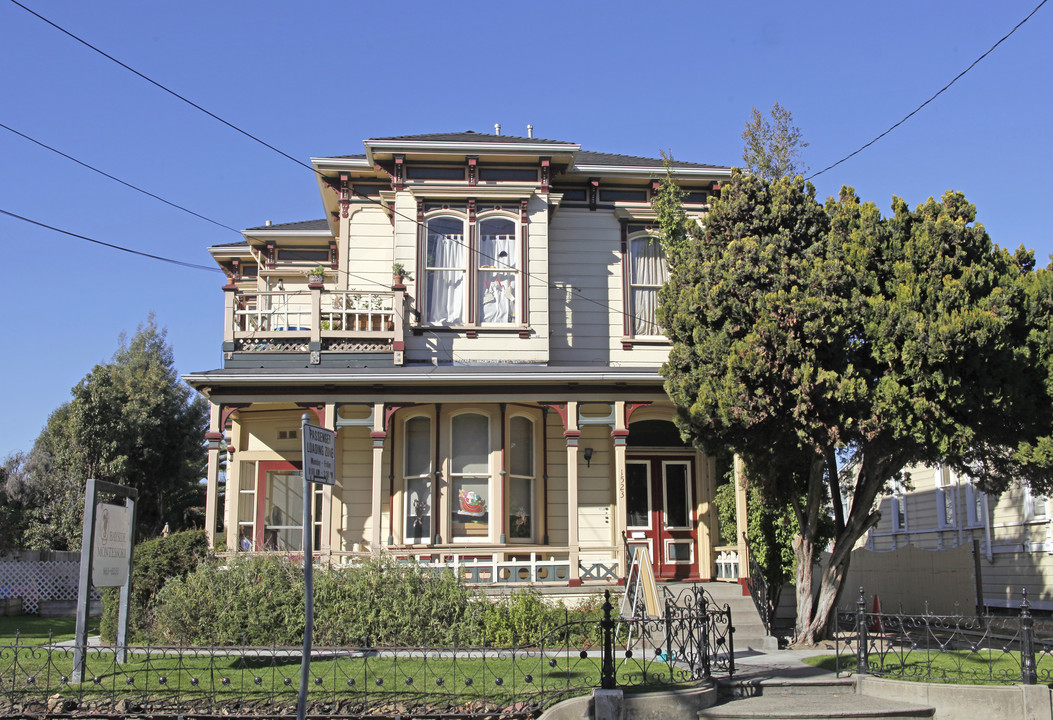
[629, 234, 668, 336]
[424, 213, 520, 326]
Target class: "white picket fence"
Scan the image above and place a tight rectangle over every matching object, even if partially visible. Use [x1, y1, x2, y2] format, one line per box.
[0, 554, 99, 614]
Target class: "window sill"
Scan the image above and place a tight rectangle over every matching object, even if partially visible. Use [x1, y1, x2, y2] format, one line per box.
[620, 336, 670, 350]
[413, 325, 532, 339]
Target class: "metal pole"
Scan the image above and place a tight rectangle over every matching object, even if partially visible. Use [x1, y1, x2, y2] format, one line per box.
[297, 414, 314, 720]
[115, 494, 138, 664]
[856, 587, 869, 676]
[72, 479, 98, 684]
[1021, 588, 1037, 685]
[601, 590, 615, 689]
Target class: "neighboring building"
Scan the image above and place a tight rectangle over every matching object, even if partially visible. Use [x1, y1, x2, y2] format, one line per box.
[184, 130, 742, 586]
[866, 464, 1053, 610]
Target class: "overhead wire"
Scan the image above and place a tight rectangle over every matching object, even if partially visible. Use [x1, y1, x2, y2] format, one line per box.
[807, 0, 1048, 180]
[6, 0, 662, 328]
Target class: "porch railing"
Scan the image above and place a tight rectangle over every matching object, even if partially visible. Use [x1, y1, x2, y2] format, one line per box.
[223, 285, 406, 364]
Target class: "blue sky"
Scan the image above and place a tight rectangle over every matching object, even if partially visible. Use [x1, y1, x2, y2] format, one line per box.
[1, 0, 1050, 459]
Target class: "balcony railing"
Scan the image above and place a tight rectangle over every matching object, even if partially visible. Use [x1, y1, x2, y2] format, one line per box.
[223, 284, 406, 366]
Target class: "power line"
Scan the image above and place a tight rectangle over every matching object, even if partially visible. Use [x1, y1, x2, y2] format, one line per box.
[808, 0, 1048, 180]
[0, 208, 223, 272]
[0, 121, 241, 234]
[7, 0, 658, 326]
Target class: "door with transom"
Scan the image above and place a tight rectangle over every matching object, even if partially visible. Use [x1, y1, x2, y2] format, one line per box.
[625, 457, 698, 579]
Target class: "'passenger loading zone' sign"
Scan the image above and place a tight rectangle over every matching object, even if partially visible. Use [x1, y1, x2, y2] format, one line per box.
[302, 422, 336, 486]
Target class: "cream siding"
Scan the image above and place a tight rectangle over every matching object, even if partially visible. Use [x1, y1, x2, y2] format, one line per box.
[342, 206, 395, 292]
[548, 209, 620, 365]
[334, 426, 374, 551]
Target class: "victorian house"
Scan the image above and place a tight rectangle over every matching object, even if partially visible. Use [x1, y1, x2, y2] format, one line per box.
[185, 130, 742, 587]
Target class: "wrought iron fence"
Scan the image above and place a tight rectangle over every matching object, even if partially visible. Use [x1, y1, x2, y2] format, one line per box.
[0, 588, 732, 717]
[832, 586, 1053, 684]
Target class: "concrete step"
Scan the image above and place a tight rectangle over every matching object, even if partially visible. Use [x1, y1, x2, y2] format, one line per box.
[698, 692, 935, 720]
[720, 677, 856, 698]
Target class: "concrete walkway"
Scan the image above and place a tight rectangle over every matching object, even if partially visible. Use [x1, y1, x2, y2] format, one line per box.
[699, 646, 937, 719]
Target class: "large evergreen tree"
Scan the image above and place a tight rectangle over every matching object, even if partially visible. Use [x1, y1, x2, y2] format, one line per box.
[655, 170, 1053, 644]
[5, 316, 207, 548]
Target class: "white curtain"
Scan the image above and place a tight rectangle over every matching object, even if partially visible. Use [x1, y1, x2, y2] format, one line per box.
[426, 227, 466, 324]
[478, 231, 517, 323]
[631, 237, 668, 335]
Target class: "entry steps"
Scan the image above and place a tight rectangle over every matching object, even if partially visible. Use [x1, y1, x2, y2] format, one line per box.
[663, 580, 778, 651]
[700, 677, 935, 720]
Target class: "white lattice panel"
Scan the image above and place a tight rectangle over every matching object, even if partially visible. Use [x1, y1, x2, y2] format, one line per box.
[0, 561, 99, 614]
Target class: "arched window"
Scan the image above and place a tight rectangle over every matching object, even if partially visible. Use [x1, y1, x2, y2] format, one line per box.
[477, 216, 518, 324]
[425, 216, 467, 324]
[451, 413, 491, 540]
[403, 416, 432, 544]
[508, 416, 536, 540]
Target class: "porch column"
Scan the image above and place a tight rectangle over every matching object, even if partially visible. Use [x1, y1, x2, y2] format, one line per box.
[320, 402, 336, 558]
[612, 401, 629, 582]
[370, 402, 387, 555]
[203, 402, 223, 548]
[734, 455, 751, 586]
[565, 401, 581, 587]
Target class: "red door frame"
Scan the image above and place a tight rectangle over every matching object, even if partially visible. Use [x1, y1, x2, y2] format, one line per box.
[626, 456, 699, 580]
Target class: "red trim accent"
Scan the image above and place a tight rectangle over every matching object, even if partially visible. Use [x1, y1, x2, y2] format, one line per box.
[265, 242, 275, 269]
[383, 403, 417, 432]
[296, 403, 325, 426]
[220, 404, 250, 429]
[738, 577, 751, 596]
[540, 158, 550, 193]
[394, 155, 404, 192]
[538, 402, 569, 431]
[621, 341, 633, 351]
[467, 156, 477, 186]
[392, 340, 405, 351]
[611, 429, 630, 441]
[205, 431, 224, 442]
[339, 173, 350, 218]
[625, 402, 652, 425]
[567, 578, 583, 588]
[518, 330, 530, 339]
[589, 179, 599, 211]
[466, 330, 477, 339]
[370, 431, 387, 441]
[564, 429, 581, 442]
[329, 241, 338, 269]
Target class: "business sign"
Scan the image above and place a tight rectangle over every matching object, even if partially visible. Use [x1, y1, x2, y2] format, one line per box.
[92, 503, 131, 587]
[302, 422, 336, 485]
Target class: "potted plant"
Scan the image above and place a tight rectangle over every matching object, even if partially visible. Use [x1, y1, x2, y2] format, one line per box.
[392, 262, 412, 284]
[307, 265, 327, 284]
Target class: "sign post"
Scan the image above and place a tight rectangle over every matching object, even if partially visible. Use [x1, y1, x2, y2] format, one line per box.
[297, 415, 335, 720]
[73, 479, 138, 683]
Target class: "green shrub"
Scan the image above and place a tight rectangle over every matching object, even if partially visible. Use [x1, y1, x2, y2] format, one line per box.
[154, 553, 306, 645]
[100, 529, 210, 642]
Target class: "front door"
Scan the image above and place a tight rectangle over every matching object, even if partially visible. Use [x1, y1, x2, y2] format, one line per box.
[625, 458, 698, 579]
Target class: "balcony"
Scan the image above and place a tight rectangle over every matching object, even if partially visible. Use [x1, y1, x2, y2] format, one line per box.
[222, 284, 406, 368]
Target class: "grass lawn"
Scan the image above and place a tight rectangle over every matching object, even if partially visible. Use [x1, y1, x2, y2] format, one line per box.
[0, 615, 99, 644]
[0, 646, 694, 710]
[803, 649, 1052, 685]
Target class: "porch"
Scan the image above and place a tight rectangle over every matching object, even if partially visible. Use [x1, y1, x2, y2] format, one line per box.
[221, 283, 407, 368]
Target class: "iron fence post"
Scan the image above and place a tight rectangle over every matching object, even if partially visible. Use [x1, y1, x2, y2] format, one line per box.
[601, 589, 616, 690]
[1020, 588, 1037, 685]
[856, 587, 869, 675]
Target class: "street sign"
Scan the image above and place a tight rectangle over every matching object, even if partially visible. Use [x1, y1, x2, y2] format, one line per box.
[91, 503, 132, 587]
[302, 421, 336, 485]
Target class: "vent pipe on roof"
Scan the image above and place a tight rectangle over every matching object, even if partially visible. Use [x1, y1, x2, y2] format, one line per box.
[265, 220, 272, 226]
[494, 123, 501, 136]
[527, 124, 533, 138]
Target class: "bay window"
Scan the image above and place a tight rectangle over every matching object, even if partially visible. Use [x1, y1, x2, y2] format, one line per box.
[451, 413, 491, 541]
[478, 217, 518, 324]
[507, 416, 536, 540]
[403, 416, 433, 544]
[425, 217, 467, 324]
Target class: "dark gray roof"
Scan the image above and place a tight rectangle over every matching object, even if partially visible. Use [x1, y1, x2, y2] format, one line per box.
[369, 131, 576, 145]
[243, 219, 331, 232]
[575, 150, 723, 169]
[211, 240, 250, 248]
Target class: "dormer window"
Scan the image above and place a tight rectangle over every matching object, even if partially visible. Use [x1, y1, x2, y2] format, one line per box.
[423, 211, 521, 327]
